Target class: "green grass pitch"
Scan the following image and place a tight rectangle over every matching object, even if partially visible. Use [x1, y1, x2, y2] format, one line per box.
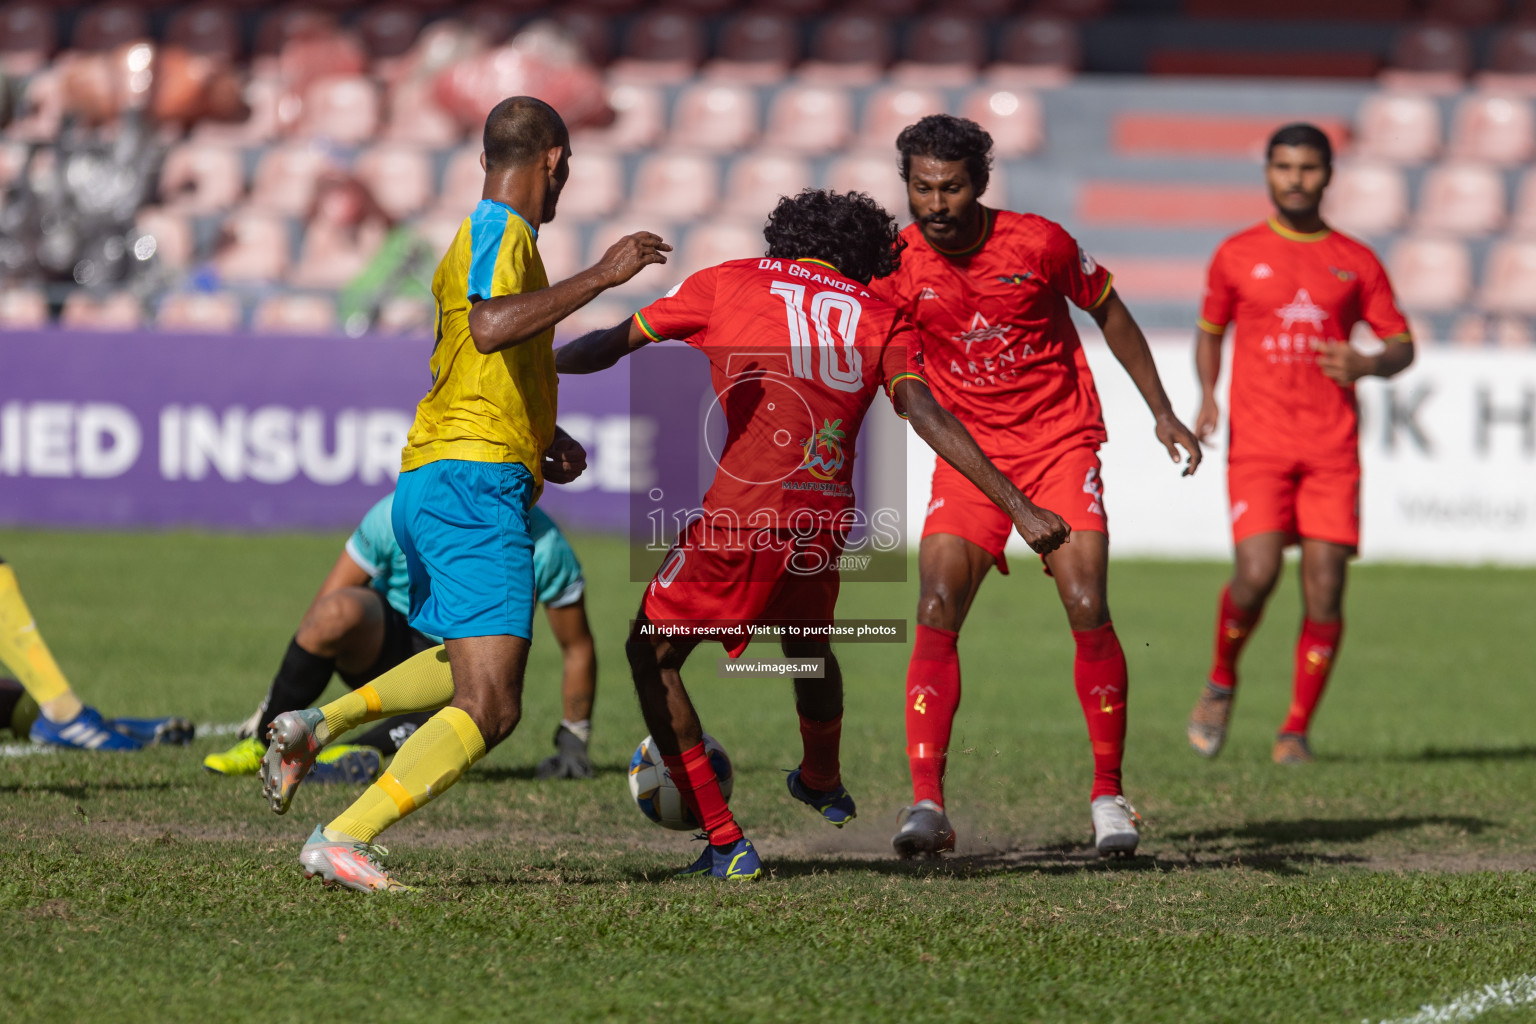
[2, 528, 1534, 1023]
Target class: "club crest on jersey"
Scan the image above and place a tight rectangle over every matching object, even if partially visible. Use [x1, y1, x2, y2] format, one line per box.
[1078, 246, 1098, 275]
[953, 311, 1014, 355]
[1251, 263, 1273, 279]
[919, 287, 939, 300]
[800, 418, 847, 481]
[1328, 265, 1357, 282]
[1276, 289, 1328, 331]
[996, 272, 1035, 285]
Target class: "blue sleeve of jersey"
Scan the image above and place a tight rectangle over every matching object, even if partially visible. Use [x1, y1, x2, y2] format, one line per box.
[467, 204, 508, 303]
[346, 495, 396, 580]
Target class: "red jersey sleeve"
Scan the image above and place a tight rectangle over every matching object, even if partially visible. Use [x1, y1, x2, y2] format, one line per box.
[879, 320, 926, 418]
[1040, 223, 1114, 312]
[1198, 243, 1235, 335]
[634, 266, 719, 344]
[1356, 251, 1412, 343]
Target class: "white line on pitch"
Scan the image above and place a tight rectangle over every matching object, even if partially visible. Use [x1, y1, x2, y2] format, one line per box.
[1370, 975, 1536, 1024]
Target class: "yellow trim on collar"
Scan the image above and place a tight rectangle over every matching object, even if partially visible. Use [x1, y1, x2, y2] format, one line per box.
[1267, 217, 1331, 243]
[796, 258, 839, 272]
[925, 206, 993, 258]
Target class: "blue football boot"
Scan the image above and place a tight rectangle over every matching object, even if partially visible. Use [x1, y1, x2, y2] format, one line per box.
[31, 705, 142, 750]
[107, 716, 195, 747]
[676, 835, 763, 881]
[786, 768, 857, 827]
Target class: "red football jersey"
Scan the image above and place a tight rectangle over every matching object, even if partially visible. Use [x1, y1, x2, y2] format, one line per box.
[869, 207, 1114, 456]
[635, 257, 923, 527]
[1199, 220, 1411, 462]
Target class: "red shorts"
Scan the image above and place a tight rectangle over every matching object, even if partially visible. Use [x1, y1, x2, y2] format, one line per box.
[640, 520, 841, 658]
[922, 444, 1108, 574]
[1228, 453, 1360, 550]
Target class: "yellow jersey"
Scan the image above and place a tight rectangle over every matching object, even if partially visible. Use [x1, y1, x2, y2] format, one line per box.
[400, 199, 558, 490]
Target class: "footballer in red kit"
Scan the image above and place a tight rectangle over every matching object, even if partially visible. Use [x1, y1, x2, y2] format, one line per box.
[557, 189, 1068, 880]
[869, 115, 1202, 859]
[1187, 124, 1414, 766]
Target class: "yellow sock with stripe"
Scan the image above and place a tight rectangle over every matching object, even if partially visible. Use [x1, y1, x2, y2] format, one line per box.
[326, 706, 486, 843]
[0, 563, 83, 723]
[318, 645, 455, 744]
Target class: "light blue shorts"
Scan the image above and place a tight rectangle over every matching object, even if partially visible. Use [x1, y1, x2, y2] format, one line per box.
[393, 460, 537, 640]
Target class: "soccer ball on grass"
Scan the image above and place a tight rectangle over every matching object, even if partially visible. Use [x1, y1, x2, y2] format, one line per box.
[628, 733, 733, 830]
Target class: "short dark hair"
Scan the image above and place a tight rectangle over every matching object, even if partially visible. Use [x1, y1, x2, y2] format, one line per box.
[895, 114, 993, 196]
[1266, 122, 1332, 167]
[483, 96, 569, 172]
[763, 189, 905, 285]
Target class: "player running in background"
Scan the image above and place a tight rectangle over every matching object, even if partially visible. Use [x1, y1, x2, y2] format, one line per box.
[0, 555, 191, 750]
[1186, 124, 1414, 765]
[556, 189, 1069, 881]
[203, 491, 596, 781]
[870, 115, 1202, 859]
[259, 96, 668, 892]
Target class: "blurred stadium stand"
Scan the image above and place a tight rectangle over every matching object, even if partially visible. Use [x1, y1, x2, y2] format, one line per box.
[0, 0, 1534, 344]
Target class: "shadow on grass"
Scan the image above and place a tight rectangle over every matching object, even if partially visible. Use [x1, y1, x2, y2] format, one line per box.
[1399, 745, 1536, 763]
[0, 780, 176, 798]
[1183, 815, 1492, 847]
[463, 763, 631, 784]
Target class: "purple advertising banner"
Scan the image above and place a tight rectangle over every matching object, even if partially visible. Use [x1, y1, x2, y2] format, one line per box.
[0, 331, 635, 531]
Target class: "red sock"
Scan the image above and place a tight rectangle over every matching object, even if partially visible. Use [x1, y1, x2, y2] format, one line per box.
[1073, 622, 1128, 801]
[1281, 618, 1343, 736]
[905, 624, 960, 807]
[797, 713, 842, 792]
[1209, 584, 1262, 692]
[663, 741, 743, 846]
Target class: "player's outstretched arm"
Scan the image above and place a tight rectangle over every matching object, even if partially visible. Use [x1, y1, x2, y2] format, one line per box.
[554, 319, 653, 374]
[1317, 337, 1415, 385]
[468, 232, 670, 355]
[1092, 290, 1203, 477]
[1194, 327, 1225, 443]
[895, 379, 1070, 555]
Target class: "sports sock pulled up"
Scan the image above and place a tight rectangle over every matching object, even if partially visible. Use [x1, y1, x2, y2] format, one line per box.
[1281, 618, 1343, 736]
[320, 646, 454, 742]
[1073, 622, 1128, 801]
[905, 624, 960, 807]
[663, 740, 743, 846]
[0, 562, 81, 721]
[1209, 584, 1261, 692]
[797, 712, 842, 792]
[328, 706, 486, 843]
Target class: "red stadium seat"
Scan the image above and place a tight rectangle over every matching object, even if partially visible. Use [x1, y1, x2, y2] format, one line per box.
[435, 145, 485, 215]
[1387, 236, 1471, 312]
[1389, 22, 1471, 74]
[1034, 0, 1109, 17]
[751, 0, 832, 15]
[1449, 93, 1536, 167]
[706, 12, 800, 83]
[0, 286, 48, 328]
[670, 84, 760, 153]
[961, 87, 1043, 158]
[550, 8, 614, 66]
[1415, 163, 1506, 237]
[191, 71, 284, 144]
[157, 291, 242, 332]
[571, 83, 665, 153]
[1355, 92, 1441, 165]
[165, 4, 242, 61]
[296, 75, 380, 146]
[253, 293, 339, 334]
[802, 14, 895, 85]
[380, 77, 462, 147]
[989, 15, 1081, 86]
[1479, 240, 1536, 316]
[1488, 25, 1536, 75]
[459, 3, 518, 46]
[250, 143, 334, 216]
[763, 85, 855, 155]
[1423, 0, 1503, 27]
[826, 152, 908, 222]
[71, 2, 148, 52]
[159, 141, 245, 215]
[847, 0, 923, 16]
[629, 152, 720, 221]
[857, 86, 946, 150]
[61, 291, 143, 330]
[1320, 162, 1408, 236]
[899, 15, 986, 71]
[947, 0, 1019, 15]
[215, 209, 291, 284]
[556, 151, 625, 223]
[133, 208, 195, 269]
[352, 144, 433, 220]
[722, 153, 813, 218]
[0, 4, 56, 75]
[254, 8, 339, 58]
[668, 0, 737, 14]
[611, 11, 706, 83]
[355, 3, 422, 61]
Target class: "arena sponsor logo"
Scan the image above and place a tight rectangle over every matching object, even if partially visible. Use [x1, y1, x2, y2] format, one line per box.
[157, 405, 412, 485]
[1251, 263, 1273, 279]
[949, 312, 1031, 387]
[0, 402, 141, 479]
[1276, 288, 1328, 331]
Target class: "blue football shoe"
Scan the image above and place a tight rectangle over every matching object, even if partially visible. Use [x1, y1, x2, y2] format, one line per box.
[31, 705, 142, 751]
[786, 768, 857, 827]
[307, 744, 381, 785]
[675, 835, 763, 881]
[107, 716, 195, 747]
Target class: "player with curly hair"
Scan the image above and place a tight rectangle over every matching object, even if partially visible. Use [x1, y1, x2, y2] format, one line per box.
[869, 114, 1203, 859]
[556, 188, 1069, 880]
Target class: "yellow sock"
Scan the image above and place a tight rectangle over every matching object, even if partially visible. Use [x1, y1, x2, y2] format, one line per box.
[327, 706, 486, 843]
[319, 645, 455, 743]
[0, 563, 82, 722]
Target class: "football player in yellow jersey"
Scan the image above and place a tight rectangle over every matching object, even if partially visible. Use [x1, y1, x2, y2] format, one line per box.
[260, 96, 669, 891]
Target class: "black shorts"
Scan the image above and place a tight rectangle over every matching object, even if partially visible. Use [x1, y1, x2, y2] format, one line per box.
[337, 598, 439, 690]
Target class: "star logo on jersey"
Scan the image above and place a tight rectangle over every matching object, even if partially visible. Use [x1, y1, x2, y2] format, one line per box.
[953, 312, 1014, 355]
[1276, 289, 1329, 331]
[919, 287, 939, 300]
[996, 272, 1035, 285]
[1251, 263, 1273, 279]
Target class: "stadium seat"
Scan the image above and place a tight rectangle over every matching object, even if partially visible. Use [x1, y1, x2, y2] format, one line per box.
[254, 9, 339, 58]
[670, 84, 760, 153]
[1415, 163, 1506, 237]
[1382, 22, 1471, 94]
[355, 3, 422, 62]
[706, 12, 799, 83]
[763, 85, 855, 155]
[961, 87, 1043, 158]
[801, 14, 895, 85]
[677, 221, 767, 277]
[133, 207, 195, 269]
[759, 0, 832, 15]
[156, 291, 242, 332]
[1035, 0, 1110, 17]
[550, 8, 614, 66]
[191, 71, 284, 144]
[296, 75, 380, 146]
[352, 144, 433, 221]
[0, 286, 48, 328]
[1423, 0, 1502, 26]
[826, 152, 908, 223]
[165, 4, 242, 61]
[250, 143, 333, 217]
[611, 11, 706, 84]
[857, 87, 946, 151]
[587, 215, 679, 299]
[1320, 162, 1408, 236]
[1448, 94, 1535, 167]
[723, 153, 813, 218]
[557, 151, 625, 223]
[1355, 92, 1441, 165]
[70, 2, 149, 52]
[1478, 240, 1536, 316]
[1491, 315, 1536, 347]
[380, 77, 461, 147]
[60, 290, 143, 330]
[535, 219, 581, 283]
[0, 4, 56, 76]
[253, 293, 339, 334]
[989, 15, 1081, 86]
[629, 152, 719, 221]
[1487, 24, 1536, 75]
[946, 0, 1018, 15]
[435, 145, 485, 215]
[1387, 236, 1471, 312]
[571, 83, 665, 153]
[213, 209, 291, 284]
[459, 4, 517, 46]
[892, 16, 987, 87]
[848, 0, 923, 16]
[159, 141, 245, 215]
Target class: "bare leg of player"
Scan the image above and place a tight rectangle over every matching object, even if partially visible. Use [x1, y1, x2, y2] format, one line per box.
[536, 601, 597, 779]
[1273, 539, 1350, 764]
[783, 639, 857, 827]
[1188, 532, 1285, 758]
[1043, 530, 1140, 856]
